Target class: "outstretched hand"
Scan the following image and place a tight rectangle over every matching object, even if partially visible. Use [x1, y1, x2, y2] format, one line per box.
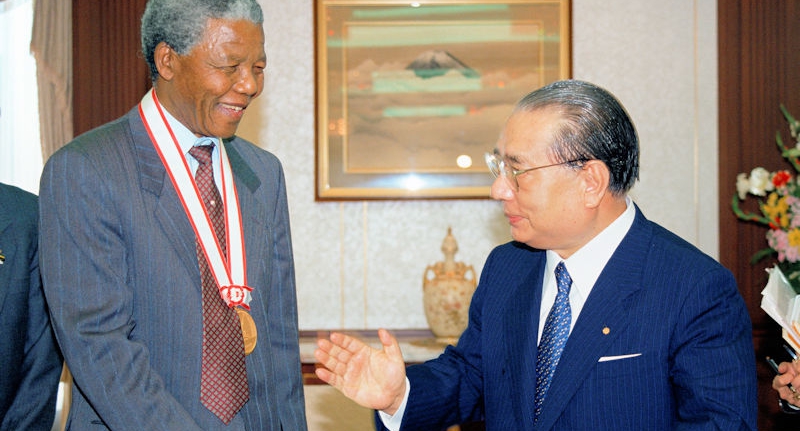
[314, 328, 407, 415]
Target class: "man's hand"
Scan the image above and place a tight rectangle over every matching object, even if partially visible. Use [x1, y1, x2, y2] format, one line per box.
[314, 328, 407, 415]
[773, 360, 800, 407]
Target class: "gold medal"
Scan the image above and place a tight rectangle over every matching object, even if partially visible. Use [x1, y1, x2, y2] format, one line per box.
[236, 308, 257, 355]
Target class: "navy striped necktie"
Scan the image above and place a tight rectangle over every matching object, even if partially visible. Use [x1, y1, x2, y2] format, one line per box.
[533, 261, 572, 422]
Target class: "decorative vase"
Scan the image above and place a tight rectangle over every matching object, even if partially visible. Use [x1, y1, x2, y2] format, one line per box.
[422, 228, 477, 345]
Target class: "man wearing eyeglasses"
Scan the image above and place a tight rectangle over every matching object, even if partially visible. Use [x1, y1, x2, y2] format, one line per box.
[314, 79, 757, 430]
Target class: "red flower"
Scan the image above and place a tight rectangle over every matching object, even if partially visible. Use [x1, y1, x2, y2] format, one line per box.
[773, 170, 793, 188]
[770, 221, 780, 230]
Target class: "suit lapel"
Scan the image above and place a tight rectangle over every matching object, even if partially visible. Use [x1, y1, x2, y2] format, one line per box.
[534, 208, 652, 430]
[503, 255, 546, 430]
[223, 139, 261, 195]
[222, 140, 266, 275]
[129, 111, 199, 280]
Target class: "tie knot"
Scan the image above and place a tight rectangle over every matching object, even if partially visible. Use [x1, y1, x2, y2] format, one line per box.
[555, 262, 572, 295]
[189, 141, 215, 165]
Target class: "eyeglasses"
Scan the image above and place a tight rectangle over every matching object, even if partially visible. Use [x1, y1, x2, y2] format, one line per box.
[484, 152, 583, 190]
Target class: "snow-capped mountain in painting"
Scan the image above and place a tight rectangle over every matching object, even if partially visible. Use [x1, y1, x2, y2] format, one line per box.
[405, 49, 480, 79]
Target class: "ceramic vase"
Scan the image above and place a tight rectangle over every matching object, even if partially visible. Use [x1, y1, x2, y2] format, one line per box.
[422, 228, 477, 345]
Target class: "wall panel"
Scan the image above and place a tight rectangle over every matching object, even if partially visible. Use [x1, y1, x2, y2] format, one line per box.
[72, 0, 149, 136]
[718, 1, 800, 429]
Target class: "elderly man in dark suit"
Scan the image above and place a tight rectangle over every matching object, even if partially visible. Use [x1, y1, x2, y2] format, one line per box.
[39, 0, 306, 429]
[0, 182, 62, 430]
[315, 80, 757, 430]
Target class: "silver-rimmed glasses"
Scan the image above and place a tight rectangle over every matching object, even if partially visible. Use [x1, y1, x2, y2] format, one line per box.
[484, 152, 583, 191]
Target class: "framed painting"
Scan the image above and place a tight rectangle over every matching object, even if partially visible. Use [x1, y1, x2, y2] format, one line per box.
[315, 0, 571, 199]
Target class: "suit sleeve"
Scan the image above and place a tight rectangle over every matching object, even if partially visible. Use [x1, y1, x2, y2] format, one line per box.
[393, 248, 499, 430]
[0, 192, 63, 431]
[260, 158, 308, 430]
[670, 266, 757, 430]
[39, 147, 203, 430]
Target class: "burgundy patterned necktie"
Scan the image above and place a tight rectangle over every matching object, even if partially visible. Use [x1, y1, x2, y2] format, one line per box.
[190, 142, 249, 424]
[533, 261, 572, 422]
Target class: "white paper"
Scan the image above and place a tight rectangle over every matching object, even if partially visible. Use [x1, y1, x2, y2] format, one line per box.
[761, 265, 800, 350]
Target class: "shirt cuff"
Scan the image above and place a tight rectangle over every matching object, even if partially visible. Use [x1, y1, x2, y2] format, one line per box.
[378, 377, 411, 431]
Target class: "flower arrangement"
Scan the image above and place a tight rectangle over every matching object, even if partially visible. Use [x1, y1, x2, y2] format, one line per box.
[733, 105, 800, 293]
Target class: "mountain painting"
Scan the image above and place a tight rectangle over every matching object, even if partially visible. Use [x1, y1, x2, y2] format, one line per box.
[316, 0, 569, 199]
[342, 44, 545, 173]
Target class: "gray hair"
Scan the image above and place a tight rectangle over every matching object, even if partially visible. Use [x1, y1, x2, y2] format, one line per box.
[141, 0, 264, 82]
[513, 79, 639, 195]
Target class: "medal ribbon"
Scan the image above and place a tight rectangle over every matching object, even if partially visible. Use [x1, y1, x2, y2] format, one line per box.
[139, 88, 251, 308]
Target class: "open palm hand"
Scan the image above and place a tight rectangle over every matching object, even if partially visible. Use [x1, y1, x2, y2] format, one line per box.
[314, 328, 407, 414]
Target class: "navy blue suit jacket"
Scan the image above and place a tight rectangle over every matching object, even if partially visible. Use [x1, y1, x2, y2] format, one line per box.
[0, 183, 62, 430]
[39, 107, 307, 430]
[391, 207, 757, 430]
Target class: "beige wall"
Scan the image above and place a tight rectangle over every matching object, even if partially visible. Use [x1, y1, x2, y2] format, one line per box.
[236, 0, 718, 332]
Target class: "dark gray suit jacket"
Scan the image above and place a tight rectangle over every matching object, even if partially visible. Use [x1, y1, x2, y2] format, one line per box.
[0, 183, 62, 430]
[39, 107, 307, 430]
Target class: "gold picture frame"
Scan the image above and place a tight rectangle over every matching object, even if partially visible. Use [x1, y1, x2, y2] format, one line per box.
[315, 0, 571, 200]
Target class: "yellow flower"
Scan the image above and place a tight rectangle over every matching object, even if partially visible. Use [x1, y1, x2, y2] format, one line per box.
[790, 228, 800, 248]
[763, 192, 791, 228]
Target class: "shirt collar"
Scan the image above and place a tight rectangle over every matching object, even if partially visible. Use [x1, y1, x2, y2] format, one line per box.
[546, 197, 636, 297]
